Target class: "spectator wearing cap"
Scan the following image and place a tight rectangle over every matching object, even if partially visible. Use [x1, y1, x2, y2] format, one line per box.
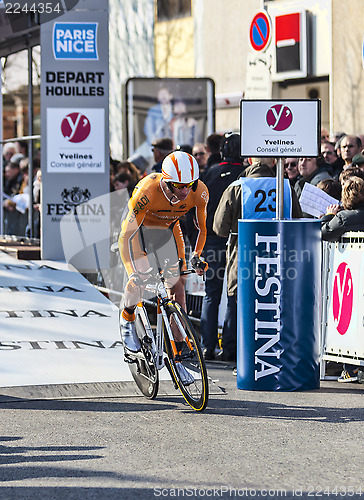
[351, 153, 364, 171]
[10, 153, 25, 166]
[151, 137, 174, 173]
[175, 144, 193, 155]
[2, 142, 16, 165]
[130, 155, 150, 178]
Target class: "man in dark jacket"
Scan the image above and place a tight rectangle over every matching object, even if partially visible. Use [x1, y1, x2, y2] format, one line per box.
[151, 137, 174, 173]
[200, 133, 245, 361]
[213, 158, 302, 303]
[204, 133, 222, 172]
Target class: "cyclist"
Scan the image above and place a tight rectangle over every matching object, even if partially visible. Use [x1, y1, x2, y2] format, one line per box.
[118, 151, 209, 382]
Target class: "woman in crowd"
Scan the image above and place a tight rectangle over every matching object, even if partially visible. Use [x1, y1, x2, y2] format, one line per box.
[321, 176, 364, 242]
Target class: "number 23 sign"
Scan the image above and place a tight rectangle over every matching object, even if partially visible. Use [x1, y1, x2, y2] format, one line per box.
[240, 178, 292, 219]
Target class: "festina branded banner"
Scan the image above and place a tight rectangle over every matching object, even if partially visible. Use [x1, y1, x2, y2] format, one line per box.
[0, 251, 123, 387]
[41, 0, 109, 268]
[324, 244, 364, 360]
[236, 220, 321, 391]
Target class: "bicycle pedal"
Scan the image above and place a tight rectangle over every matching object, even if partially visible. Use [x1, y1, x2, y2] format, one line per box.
[142, 335, 152, 346]
[123, 354, 137, 364]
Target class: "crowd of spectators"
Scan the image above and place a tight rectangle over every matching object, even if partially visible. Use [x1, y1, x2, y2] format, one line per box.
[2, 140, 41, 238]
[3, 127, 364, 382]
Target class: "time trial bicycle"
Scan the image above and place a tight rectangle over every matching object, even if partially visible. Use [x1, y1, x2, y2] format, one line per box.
[123, 259, 209, 412]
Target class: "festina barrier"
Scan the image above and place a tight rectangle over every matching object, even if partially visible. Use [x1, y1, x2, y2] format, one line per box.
[321, 233, 364, 369]
[237, 219, 321, 391]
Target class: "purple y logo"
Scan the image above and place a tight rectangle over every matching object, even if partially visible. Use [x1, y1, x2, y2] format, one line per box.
[61, 113, 91, 143]
[266, 104, 293, 131]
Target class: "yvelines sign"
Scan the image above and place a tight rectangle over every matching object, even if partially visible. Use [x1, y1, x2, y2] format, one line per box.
[240, 99, 320, 158]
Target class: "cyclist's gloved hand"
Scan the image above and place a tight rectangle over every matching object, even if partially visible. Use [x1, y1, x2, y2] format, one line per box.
[190, 255, 208, 275]
[127, 269, 153, 291]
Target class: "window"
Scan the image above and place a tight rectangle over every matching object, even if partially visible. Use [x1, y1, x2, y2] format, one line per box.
[157, 0, 191, 21]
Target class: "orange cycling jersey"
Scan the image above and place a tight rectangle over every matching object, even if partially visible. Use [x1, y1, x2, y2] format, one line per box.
[119, 173, 209, 276]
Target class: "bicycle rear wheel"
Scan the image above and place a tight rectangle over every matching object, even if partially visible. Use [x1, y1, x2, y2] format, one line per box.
[128, 306, 159, 400]
[163, 301, 208, 411]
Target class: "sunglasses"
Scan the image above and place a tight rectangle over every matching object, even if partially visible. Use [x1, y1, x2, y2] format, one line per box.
[170, 181, 194, 189]
[285, 162, 297, 168]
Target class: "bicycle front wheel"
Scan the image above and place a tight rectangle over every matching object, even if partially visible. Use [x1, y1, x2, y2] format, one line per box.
[163, 301, 209, 411]
[128, 306, 159, 400]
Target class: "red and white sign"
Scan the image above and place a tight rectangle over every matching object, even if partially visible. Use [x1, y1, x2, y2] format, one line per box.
[249, 11, 271, 52]
[270, 9, 309, 81]
[47, 107, 105, 173]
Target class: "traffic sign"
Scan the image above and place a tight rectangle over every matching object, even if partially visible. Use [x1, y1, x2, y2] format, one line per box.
[249, 11, 272, 52]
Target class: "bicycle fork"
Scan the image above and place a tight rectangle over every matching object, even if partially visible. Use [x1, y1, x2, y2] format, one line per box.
[159, 300, 194, 361]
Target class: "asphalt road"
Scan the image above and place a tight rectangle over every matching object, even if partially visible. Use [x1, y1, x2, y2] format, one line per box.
[0, 362, 363, 499]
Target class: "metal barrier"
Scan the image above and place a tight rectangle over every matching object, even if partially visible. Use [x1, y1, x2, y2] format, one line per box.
[1, 134, 41, 237]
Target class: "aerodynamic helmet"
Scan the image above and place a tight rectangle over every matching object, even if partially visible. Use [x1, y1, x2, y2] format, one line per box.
[162, 151, 199, 184]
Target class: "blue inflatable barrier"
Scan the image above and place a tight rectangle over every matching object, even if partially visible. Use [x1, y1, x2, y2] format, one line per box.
[237, 219, 321, 391]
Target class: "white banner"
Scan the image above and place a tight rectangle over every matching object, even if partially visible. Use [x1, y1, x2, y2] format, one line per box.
[0, 251, 127, 387]
[325, 244, 364, 360]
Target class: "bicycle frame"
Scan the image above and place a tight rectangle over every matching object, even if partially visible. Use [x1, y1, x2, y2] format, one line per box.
[142, 269, 189, 372]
